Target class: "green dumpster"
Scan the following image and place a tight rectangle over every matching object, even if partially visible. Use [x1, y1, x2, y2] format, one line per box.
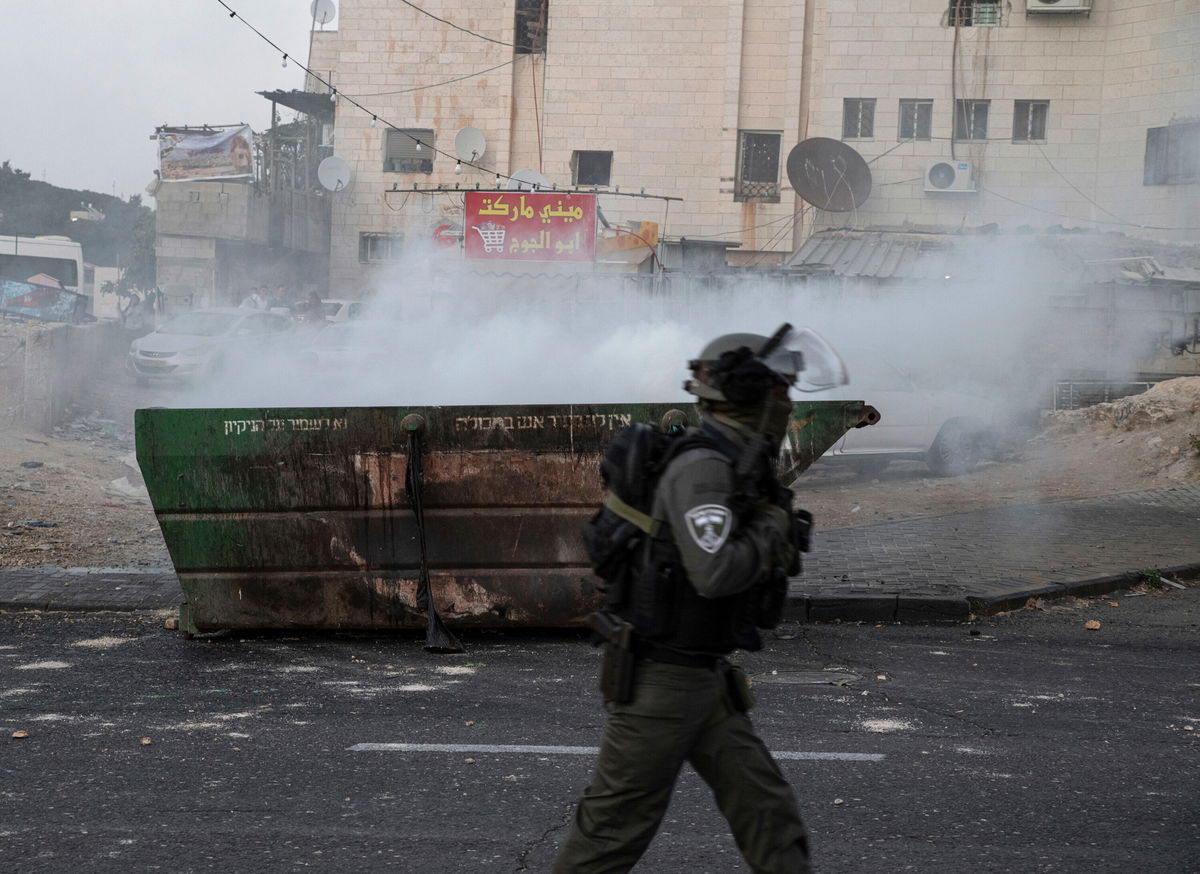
[135, 401, 875, 635]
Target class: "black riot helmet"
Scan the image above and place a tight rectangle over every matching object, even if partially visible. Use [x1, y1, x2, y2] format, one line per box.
[684, 323, 848, 405]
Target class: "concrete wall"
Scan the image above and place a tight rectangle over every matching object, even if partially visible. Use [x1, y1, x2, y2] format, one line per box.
[0, 320, 124, 434]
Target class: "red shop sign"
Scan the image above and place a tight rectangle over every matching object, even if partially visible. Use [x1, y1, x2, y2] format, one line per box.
[464, 191, 597, 262]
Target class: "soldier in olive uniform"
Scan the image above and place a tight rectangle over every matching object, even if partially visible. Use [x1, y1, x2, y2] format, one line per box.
[555, 328, 845, 873]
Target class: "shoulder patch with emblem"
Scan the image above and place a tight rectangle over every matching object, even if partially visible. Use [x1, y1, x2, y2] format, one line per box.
[684, 503, 732, 554]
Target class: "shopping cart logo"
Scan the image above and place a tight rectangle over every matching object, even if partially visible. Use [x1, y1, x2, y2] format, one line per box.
[472, 223, 506, 253]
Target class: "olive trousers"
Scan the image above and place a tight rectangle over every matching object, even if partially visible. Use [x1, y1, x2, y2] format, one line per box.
[553, 658, 811, 874]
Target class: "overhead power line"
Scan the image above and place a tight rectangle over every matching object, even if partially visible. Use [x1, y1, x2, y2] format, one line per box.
[215, 0, 511, 184]
[343, 60, 515, 98]
[395, 0, 514, 47]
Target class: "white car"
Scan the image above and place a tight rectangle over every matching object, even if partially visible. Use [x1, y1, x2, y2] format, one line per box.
[789, 350, 1001, 478]
[127, 307, 293, 383]
[304, 320, 399, 370]
[320, 299, 365, 322]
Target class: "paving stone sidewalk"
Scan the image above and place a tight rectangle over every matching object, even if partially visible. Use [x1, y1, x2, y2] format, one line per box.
[790, 484, 1200, 622]
[0, 485, 1197, 623]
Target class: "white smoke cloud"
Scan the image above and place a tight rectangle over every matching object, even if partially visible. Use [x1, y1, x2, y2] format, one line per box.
[170, 234, 1176, 423]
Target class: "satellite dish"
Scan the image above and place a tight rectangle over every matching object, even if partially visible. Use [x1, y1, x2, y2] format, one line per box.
[507, 169, 551, 191]
[454, 126, 487, 162]
[786, 138, 871, 212]
[317, 156, 353, 192]
[310, 0, 336, 27]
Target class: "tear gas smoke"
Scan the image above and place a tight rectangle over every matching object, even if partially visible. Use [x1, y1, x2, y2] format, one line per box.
[171, 236, 1178, 423]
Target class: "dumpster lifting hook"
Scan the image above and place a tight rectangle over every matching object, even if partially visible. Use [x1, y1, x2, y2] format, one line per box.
[405, 426, 465, 654]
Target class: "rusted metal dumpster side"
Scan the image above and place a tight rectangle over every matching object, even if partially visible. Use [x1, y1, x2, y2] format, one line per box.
[135, 401, 873, 634]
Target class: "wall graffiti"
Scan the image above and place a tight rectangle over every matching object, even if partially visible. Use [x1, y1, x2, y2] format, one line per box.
[452, 413, 633, 433]
[224, 417, 349, 436]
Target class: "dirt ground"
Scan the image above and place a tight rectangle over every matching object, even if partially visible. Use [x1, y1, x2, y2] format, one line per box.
[1, 352, 1198, 569]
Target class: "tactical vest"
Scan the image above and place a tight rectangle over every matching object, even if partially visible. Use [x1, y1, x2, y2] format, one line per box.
[602, 423, 764, 655]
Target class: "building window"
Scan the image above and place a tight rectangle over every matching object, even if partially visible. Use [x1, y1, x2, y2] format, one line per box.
[735, 131, 782, 202]
[572, 150, 612, 186]
[842, 98, 876, 140]
[1144, 121, 1200, 186]
[359, 233, 404, 263]
[954, 99, 990, 141]
[514, 0, 548, 54]
[384, 129, 434, 173]
[898, 99, 933, 141]
[949, 0, 1000, 27]
[1012, 100, 1049, 143]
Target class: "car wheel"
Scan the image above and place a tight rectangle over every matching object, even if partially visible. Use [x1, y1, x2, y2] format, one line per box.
[926, 421, 982, 477]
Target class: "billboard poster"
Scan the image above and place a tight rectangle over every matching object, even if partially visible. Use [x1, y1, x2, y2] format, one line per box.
[464, 191, 597, 262]
[158, 125, 254, 182]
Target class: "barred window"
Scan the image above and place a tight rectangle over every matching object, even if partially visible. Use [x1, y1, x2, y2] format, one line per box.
[899, 99, 933, 141]
[842, 98, 876, 140]
[514, 0, 548, 54]
[949, 0, 1000, 27]
[954, 99, 990, 141]
[735, 131, 781, 202]
[1012, 100, 1049, 143]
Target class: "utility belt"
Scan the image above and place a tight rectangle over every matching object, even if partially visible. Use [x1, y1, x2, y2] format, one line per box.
[634, 639, 722, 670]
[587, 611, 753, 711]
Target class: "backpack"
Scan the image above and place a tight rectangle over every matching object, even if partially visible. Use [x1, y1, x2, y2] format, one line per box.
[582, 423, 713, 611]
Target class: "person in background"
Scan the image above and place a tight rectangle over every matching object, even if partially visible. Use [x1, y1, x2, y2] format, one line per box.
[240, 286, 267, 310]
[301, 290, 327, 323]
[268, 284, 290, 312]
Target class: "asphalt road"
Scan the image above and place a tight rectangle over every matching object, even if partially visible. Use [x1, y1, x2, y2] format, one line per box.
[2, 586, 1197, 873]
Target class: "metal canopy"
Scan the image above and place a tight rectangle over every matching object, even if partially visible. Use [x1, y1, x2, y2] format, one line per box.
[257, 89, 335, 120]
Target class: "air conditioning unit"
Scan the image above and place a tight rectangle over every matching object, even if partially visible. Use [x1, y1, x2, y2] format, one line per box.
[924, 160, 975, 193]
[1026, 0, 1092, 15]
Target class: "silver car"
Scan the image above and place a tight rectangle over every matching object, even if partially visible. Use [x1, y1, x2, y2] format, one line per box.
[785, 350, 1001, 478]
[127, 307, 293, 383]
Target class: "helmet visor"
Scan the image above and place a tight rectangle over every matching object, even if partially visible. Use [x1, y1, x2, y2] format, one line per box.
[767, 327, 849, 393]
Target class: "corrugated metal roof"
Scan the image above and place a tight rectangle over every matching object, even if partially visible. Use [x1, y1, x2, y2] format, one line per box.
[788, 230, 1200, 284]
[787, 231, 948, 280]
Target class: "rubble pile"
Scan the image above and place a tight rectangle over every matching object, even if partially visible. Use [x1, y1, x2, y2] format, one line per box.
[1041, 377, 1200, 482]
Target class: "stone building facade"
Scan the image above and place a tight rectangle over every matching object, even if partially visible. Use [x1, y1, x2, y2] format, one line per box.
[308, 0, 1197, 293]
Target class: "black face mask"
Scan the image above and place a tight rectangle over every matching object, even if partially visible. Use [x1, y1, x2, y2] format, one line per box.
[762, 394, 794, 448]
[712, 347, 787, 407]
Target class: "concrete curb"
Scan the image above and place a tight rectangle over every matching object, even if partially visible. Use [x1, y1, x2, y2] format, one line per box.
[784, 563, 1200, 624]
[2, 565, 1198, 625]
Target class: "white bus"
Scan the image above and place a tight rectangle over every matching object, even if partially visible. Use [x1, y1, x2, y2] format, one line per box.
[0, 234, 85, 293]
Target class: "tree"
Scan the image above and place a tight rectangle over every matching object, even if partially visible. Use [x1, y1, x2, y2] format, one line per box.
[100, 210, 156, 301]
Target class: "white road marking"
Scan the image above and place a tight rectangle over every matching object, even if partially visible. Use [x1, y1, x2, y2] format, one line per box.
[348, 743, 884, 762]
